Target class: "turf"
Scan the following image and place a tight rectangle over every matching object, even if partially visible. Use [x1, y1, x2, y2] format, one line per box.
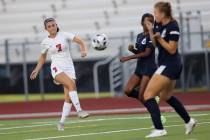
[0, 111, 210, 140]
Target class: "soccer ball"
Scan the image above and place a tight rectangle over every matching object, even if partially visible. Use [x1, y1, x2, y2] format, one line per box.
[92, 34, 108, 51]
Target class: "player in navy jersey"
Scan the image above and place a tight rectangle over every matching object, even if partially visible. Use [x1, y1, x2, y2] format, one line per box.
[142, 1, 197, 138]
[120, 13, 166, 125]
[120, 13, 156, 103]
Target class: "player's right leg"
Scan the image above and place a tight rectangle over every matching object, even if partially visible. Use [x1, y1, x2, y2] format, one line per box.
[124, 74, 140, 99]
[139, 75, 166, 126]
[143, 74, 169, 138]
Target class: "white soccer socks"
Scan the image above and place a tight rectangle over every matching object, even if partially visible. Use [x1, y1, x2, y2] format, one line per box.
[69, 91, 82, 112]
[60, 102, 72, 123]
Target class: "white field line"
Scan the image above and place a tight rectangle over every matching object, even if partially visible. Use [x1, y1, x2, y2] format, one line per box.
[0, 124, 98, 135]
[24, 121, 210, 140]
[30, 112, 209, 125]
[0, 113, 209, 131]
[0, 104, 210, 119]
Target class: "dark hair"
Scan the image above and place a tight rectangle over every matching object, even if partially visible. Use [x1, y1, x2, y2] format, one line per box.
[141, 13, 154, 25]
[44, 17, 59, 32]
[155, 1, 173, 20]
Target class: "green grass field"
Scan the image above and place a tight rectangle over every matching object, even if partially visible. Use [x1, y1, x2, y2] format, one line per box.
[0, 111, 210, 140]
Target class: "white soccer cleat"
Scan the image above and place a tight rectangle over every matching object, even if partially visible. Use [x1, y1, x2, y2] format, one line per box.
[185, 118, 197, 135]
[78, 110, 90, 119]
[150, 115, 167, 128]
[145, 129, 167, 138]
[57, 122, 64, 131]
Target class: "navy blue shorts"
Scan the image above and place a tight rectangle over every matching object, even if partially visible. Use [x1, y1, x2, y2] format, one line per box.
[155, 63, 182, 80]
[134, 63, 157, 78]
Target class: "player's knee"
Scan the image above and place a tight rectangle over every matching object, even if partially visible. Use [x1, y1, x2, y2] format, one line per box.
[66, 84, 74, 91]
[143, 93, 149, 101]
[160, 94, 171, 101]
[124, 87, 132, 96]
[64, 98, 70, 103]
[138, 93, 145, 102]
[143, 91, 154, 101]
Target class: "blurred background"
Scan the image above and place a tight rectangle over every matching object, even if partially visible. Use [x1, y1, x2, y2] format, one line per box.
[0, 0, 210, 102]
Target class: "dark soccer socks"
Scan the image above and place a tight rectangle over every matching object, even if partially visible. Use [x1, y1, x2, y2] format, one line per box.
[144, 98, 164, 130]
[127, 89, 139, 99]
[166, 96, 190, 123]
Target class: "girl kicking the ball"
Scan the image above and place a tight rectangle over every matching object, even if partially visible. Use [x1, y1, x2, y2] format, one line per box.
[30, 18, 89, 131]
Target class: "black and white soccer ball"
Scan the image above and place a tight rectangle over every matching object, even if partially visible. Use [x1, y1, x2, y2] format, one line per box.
[92, 34, 108, 51]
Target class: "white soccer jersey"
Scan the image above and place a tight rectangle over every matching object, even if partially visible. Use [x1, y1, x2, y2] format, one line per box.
[41, 32, 76, 79]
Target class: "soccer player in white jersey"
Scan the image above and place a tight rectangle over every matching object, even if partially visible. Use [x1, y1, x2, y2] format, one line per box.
[30, 18, 89, 131]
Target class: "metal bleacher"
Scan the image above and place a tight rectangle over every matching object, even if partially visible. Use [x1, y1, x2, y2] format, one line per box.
[0, 0, 210, 62]
[1, 0, 210, 39]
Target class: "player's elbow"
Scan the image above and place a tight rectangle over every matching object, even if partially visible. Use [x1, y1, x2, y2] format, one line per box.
[141, 49, 151, 57]
[168, 49, 177, 55]
[168, 42, 178, 55]
[40, 54, 46, 63]
[74, 36, 84, 45]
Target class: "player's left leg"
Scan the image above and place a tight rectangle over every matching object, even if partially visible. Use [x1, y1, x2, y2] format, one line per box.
[160, 80, 197, 135]
[124, 74, 141, 99]
[138, 75, 150, 103]
[55, 72, 89, 130]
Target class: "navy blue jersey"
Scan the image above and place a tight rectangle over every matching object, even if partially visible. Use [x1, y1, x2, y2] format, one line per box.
[135, 33, 156, 65]
[154, 20, 181, 65]
[134, 33, 156, 77]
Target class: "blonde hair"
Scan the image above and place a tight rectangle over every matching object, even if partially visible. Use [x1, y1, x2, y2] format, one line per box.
[155, 1, 174, 20]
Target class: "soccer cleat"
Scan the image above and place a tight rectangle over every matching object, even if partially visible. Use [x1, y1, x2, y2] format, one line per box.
[57, 122, 64, 131]
[145, 129, 167, 138]
[185, 118, 197, 135]
[78, 110, 90, 119]
[150, 116, 166, 128]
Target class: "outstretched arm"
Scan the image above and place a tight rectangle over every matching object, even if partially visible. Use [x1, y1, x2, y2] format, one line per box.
[120, 48, 152, 62]
[128, 44, 138, 54]
[30, 53, 47, 80]
[73, 36, 87, 57]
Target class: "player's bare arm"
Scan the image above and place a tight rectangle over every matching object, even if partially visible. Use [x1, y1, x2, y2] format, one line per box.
[155, 34, 178, 54]
[128, 44, 138, 54]
[73, 36, 87, 57]
[30, 53, 47, 80]
[120, 48, 152, 62]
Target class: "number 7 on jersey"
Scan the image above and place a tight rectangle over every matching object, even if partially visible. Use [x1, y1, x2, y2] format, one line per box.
[56, 44, 62, 52]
